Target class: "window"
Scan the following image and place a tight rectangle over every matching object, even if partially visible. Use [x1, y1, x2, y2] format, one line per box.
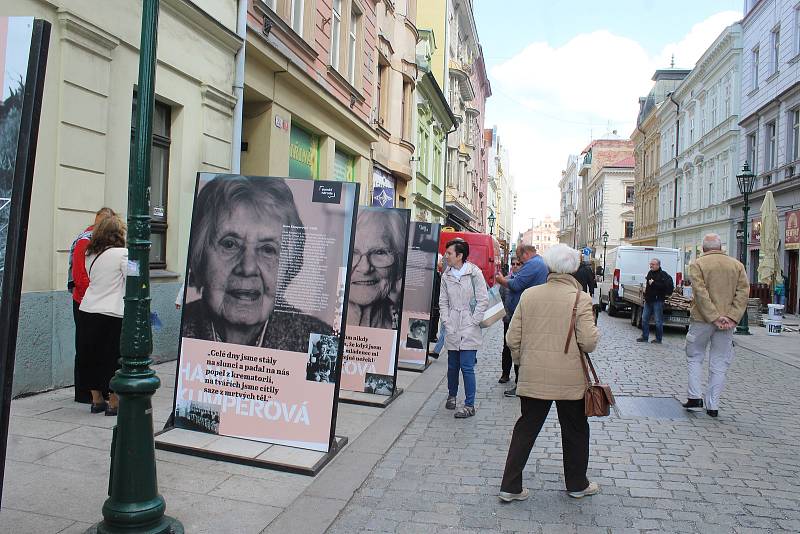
[376, 62, 388, 125]
[625, 221, 634, 239]
[752, 47, 760, 90]
[791, 109, 800, 162]
[710, 89, 717, 126]
[331, 0, 341, 69]
[433, 144, 442, 186]
[796, 6, 800, 54]
[766, 121, 777, 170]
[771, 27, 780, 75]
[347, 9, 359, 85]
[689, 115, 695, 144]
[625, 185, 635, 204]
[724, 82, 731, 116]
[291, 0, 303, 35]
[131, 97, 171, 270]
[264, 0, 276, 9]
[747, 132, 758, 172]
[401, 80, 412, 140]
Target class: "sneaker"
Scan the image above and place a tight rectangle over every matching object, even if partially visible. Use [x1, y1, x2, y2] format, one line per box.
[650, 339, 662, 344]
[498, 375, 510, 384]
[706, 409, 718, 418]
[454, 405, 475, 418]
[682, 398, 704, 410]
[445, 396, 456, 410]
[498, 488, 529, 502]
[504, 386, 517, 397]
[636, 337, 648, 342]
[568, 481, 599, 499]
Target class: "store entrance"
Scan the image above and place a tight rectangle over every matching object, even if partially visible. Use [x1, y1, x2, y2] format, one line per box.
[788, 250, 798, 315]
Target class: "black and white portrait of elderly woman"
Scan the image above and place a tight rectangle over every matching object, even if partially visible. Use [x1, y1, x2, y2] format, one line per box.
[181, 175, 332, 351]
[347, 209, 408, 330]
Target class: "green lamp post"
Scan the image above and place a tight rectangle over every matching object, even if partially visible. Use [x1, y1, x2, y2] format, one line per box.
[91, 1, 183, 532]
[735, 161, 756, 336]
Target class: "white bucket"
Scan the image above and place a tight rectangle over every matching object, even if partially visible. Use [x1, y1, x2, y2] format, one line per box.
[767, 303, 785, 320]
[766, 319, 782, 336]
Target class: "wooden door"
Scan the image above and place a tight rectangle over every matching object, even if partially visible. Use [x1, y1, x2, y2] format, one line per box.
[788, 251, 798, 315]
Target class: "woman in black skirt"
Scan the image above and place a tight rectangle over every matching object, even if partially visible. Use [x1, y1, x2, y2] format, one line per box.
[78, 215, 127, 416]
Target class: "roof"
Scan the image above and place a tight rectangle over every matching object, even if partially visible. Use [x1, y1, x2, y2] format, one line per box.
[608, 155, 635, 168]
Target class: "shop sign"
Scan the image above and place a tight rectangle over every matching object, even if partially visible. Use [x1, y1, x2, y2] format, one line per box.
[749, 218, 761, 249]
[289, 125, 319, 180]
[786, 210, 800, 251]
[372, 168, 395, 208]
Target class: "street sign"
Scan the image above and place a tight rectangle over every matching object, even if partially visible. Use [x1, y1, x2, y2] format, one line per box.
[582, 247, 591, 257]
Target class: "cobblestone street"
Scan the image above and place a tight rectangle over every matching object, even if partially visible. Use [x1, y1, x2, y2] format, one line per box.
[328, 314, 800, 534]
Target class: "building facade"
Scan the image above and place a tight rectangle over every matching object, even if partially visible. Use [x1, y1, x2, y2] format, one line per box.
[10, 0, 240, 395]
[485, 126, 515, 257]
[733, 0, 800, 313]
[417, 0, 490, 231]
[558, 154, 580, 247]
[632, 69, 690, 246]
[520, 216, 560, 255]
[413, 29, 455, 223]
[656, 24, 742, 272]
[579, 136, 635, 262]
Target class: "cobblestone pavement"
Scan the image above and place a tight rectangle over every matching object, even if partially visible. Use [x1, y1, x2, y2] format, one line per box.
[327, 313, 800, 533]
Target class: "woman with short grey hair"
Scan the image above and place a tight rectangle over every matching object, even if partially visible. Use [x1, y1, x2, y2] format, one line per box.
[499, 243, 601, 502]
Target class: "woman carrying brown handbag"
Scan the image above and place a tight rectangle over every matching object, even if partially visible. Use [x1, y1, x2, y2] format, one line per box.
[499, 244, 601, 502]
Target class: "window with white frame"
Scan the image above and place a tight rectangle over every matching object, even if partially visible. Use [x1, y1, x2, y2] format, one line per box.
[752, 46, 760, 90]
[791, 108, 800, 162]
[347, 8, 359, 85]
[771, 27, 781, 75]
[710, 88, 717, 126]
[291, 0, 303, 35]
[796, 6, 800, 55]
[747, 131, 758, 172]
[766, 121, 777, 170]
[331, 0, 342, 69]
[724, 81, 731, 116]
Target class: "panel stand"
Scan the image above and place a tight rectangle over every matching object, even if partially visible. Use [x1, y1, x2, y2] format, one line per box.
[338, 388, 403, 408]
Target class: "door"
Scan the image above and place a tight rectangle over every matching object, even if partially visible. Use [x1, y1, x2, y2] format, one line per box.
[788, 251, 798, 315]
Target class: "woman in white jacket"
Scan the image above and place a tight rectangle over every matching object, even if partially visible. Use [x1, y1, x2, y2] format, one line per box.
[79, 215, 127, 416]
[439, 239, 488, 418]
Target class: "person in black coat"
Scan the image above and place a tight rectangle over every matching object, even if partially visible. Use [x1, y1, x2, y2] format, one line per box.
[636, 258, 674, 344]
[572, 260, 598, 324]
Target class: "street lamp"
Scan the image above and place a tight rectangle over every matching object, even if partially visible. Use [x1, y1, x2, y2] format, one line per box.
[488, 211, 496, 235]
[90, 1, 183, 533]
[602, 231, 609, 281]
[735, 161, 756, 336]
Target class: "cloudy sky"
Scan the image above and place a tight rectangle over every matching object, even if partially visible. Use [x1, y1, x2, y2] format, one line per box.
[474, 0, 743, 237]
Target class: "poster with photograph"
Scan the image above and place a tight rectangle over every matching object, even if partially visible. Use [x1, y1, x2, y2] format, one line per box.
[398, 223, 440, 366]
[341, 207, 410, 395]
[173, 174, 359, 453]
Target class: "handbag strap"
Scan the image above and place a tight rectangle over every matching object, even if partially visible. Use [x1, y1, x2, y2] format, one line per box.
[564, 289, 600, 386]
[88, 247, 111, 278]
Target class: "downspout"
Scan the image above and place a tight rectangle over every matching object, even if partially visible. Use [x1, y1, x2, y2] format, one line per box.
[669, 92, 680, 231]
[231, 0, 247, 173]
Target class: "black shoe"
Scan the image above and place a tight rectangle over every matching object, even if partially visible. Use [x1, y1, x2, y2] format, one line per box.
[650, 339, 662, 344]
[105, 406, 118, 417]
[498, 375, 510, 384]
[90, 402, 108, 414]
[682, 398, 704, 410]
[636, 337, 648, 342]
[706, 409, 718, 418]
[504, 387, 517, 397]
[430, 353, 439, 359]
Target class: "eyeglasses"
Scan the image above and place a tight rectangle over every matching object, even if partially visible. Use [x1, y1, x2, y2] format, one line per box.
[353, 248, 396, 268]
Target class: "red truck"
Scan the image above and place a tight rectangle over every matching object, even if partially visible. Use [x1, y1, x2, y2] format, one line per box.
[438, 229, 502, 287]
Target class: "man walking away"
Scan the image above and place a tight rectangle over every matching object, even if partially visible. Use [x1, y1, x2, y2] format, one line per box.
[498, 260, 521, 384]
[636, 258, 673, 344]
[496, 245, 548, 396]
[572, 257, 598, 324]
[683, 234, 748, 418]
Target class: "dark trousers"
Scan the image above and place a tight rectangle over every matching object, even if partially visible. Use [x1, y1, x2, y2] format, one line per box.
[501, 397, 590, 493]
[72, 300, 91, 403]
[80, 311, 122, 393]
[500, 321, 519, 381]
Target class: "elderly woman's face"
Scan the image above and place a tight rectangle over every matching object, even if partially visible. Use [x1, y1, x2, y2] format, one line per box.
[349, 222, 396, 307]
[202, 203, 280, 328]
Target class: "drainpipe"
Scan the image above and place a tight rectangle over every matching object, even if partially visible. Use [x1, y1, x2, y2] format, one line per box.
[669, 92, 680, 232]
[231, 0, 247, 173]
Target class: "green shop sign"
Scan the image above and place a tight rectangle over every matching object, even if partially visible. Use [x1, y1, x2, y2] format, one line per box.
[289, 125, 319, 179]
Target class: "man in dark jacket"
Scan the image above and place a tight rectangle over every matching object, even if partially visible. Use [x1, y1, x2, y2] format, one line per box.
[637, 258, 674, 344]
[573, 259, 598, 324]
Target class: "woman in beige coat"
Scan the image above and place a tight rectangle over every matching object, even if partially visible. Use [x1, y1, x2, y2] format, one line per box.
[439, 239, 488, 418]
[499, 244, 600, 502]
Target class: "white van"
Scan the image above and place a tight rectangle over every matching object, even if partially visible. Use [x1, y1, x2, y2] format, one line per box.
[598, 246, 683, 316]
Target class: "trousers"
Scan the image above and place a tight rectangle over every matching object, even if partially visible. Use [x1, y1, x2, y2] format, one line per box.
[641, 300, 664, 341]
[447, 350, 477, 406]
[501, 321, 518, 381]
[685, 320, 735, 411]
[501, 397, 590, 493]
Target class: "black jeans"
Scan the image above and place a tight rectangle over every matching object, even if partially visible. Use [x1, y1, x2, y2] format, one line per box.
[72, 300, 91, 402]
[501, 397, 590, 493]
[500, 321, 519, 381]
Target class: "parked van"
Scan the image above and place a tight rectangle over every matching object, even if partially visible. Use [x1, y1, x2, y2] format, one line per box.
[597, 245, 683, 316]
[439, 229, 502, 287]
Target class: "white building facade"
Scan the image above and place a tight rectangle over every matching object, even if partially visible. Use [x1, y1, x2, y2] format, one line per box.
[733, 0, 800, 313]
[656, 24, 743, 268]
[558, 154, 581, 247]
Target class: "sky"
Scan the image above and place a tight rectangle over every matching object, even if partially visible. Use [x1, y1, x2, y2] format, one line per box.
[473, 0, 744, 237]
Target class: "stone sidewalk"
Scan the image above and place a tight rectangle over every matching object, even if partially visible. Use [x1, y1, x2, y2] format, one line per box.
[327, 314, 800, 534]
[2, 312, 800, 533]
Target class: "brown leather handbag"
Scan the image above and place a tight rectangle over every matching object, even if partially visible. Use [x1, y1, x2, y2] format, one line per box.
[565, 290, 615, 417]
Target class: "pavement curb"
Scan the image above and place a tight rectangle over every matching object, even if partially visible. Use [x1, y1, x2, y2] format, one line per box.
[261, 360, 447, 534]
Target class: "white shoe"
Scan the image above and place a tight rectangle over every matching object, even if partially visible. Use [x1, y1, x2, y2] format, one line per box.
[568, 481, 599, 499]
[498, 488, 529, 502]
